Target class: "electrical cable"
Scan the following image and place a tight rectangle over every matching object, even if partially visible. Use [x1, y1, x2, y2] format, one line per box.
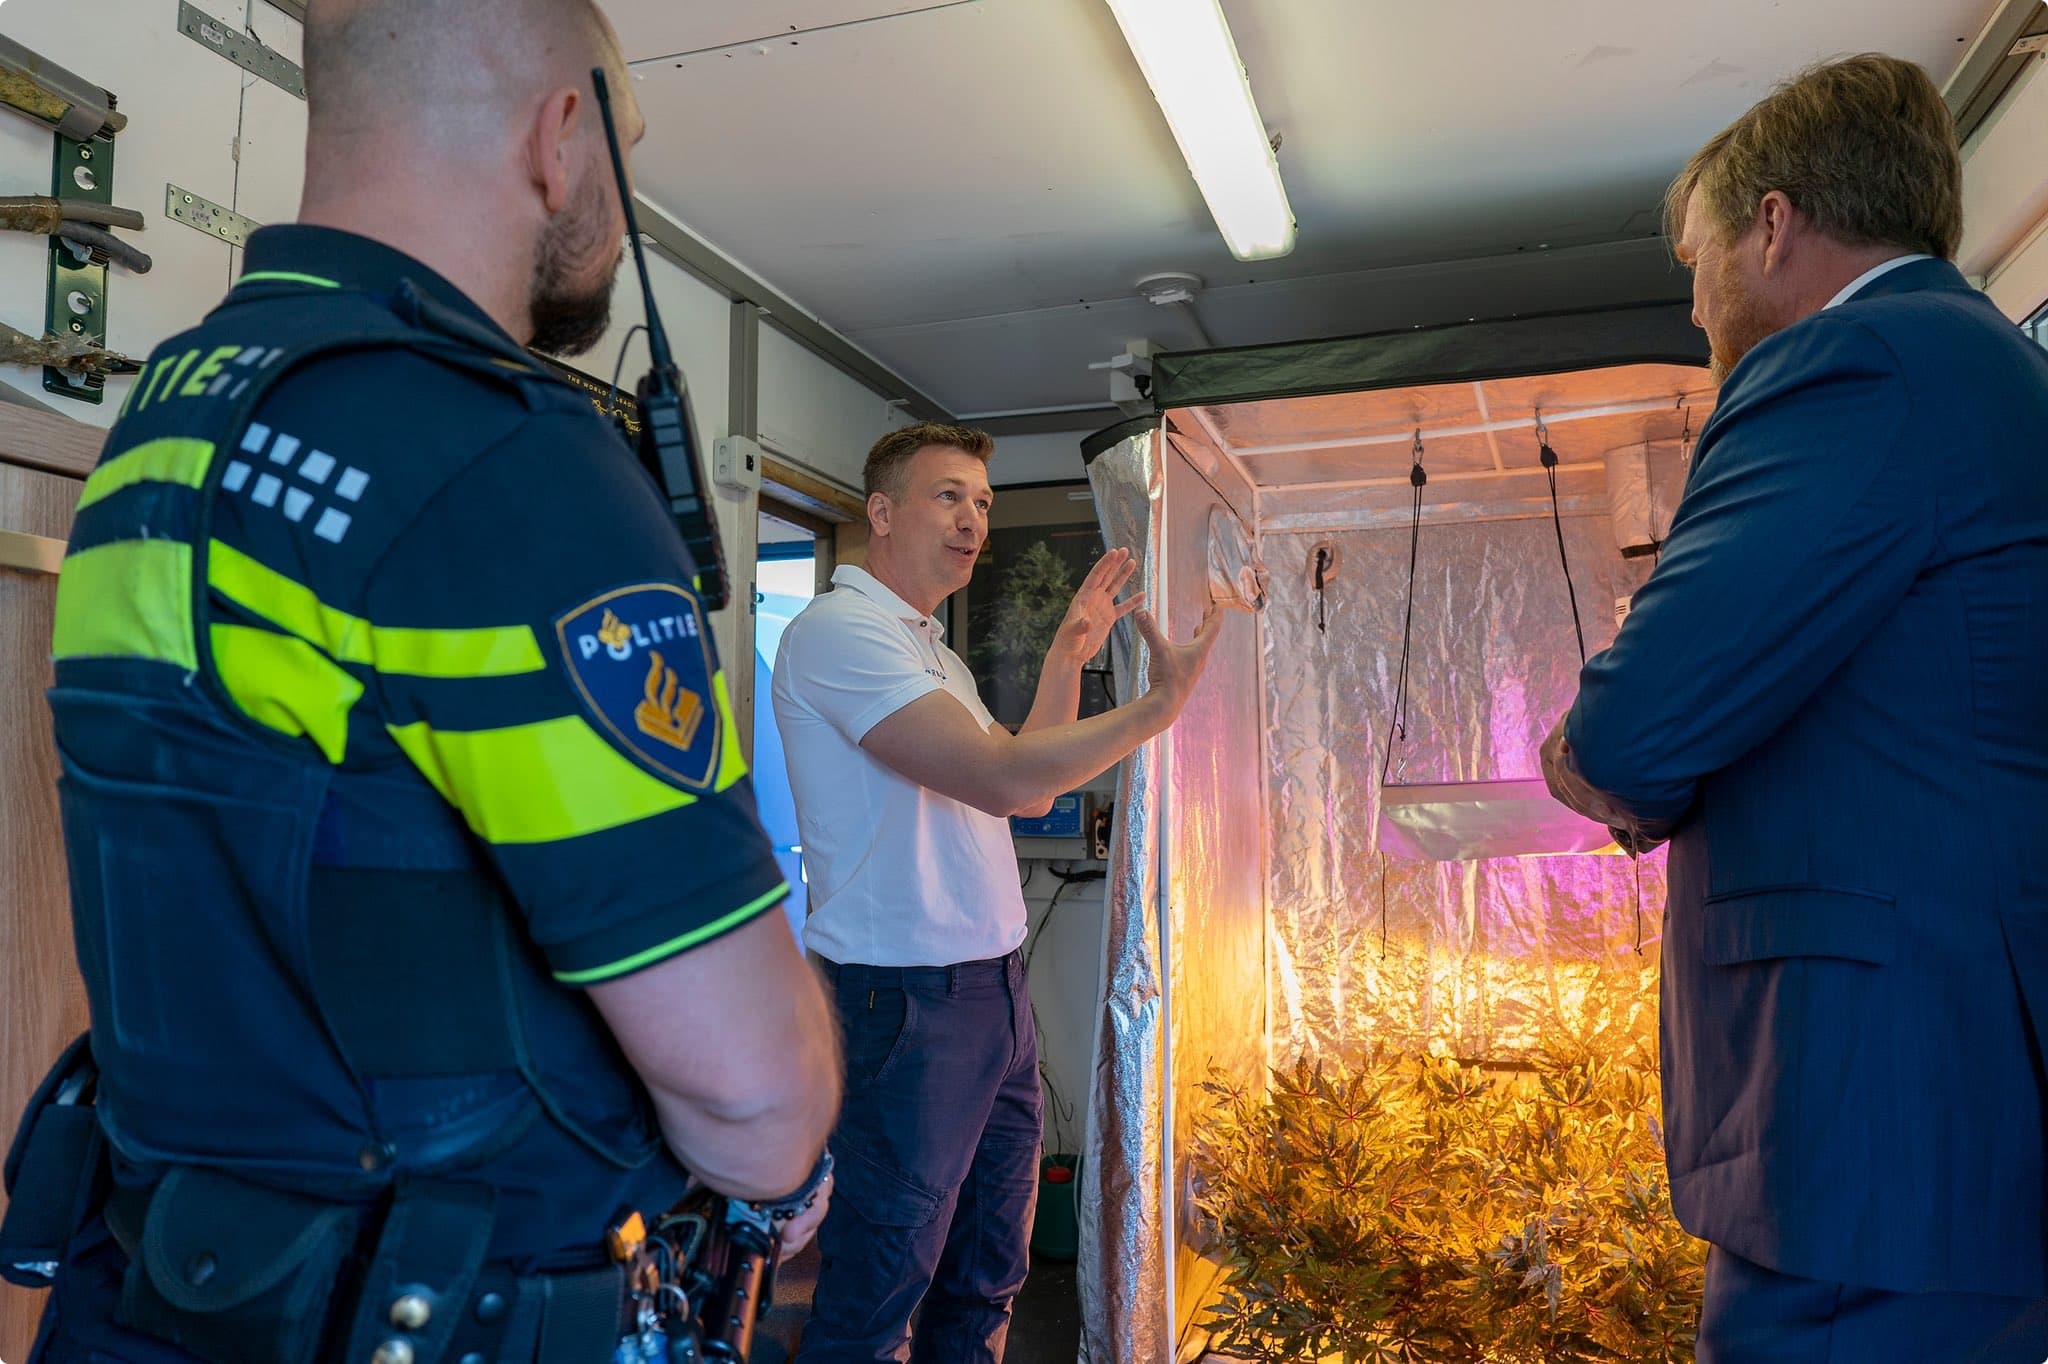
[608, 322, 649, 413]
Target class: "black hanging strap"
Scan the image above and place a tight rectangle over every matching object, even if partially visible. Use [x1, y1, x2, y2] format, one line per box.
[1379, 430, 1427, 785]
[1537, 412, 1588, 666]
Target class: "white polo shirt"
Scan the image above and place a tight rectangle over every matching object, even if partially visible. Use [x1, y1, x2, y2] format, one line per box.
[769, 565, 1027, 967]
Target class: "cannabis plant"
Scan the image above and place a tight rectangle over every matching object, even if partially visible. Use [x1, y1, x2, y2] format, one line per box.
[1192, 1026, 1703, 1362]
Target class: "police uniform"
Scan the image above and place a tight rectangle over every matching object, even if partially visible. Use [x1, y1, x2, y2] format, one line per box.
[16, 226, 787, 1364]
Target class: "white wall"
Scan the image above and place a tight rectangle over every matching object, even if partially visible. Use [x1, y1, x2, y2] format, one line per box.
[1960, 50, 2048, 322]
[757, 318, 910, 490]
[989, 427, 1096, 488]
[1960, 53, 2048, 291]
[1021, 868, 1107, 1159]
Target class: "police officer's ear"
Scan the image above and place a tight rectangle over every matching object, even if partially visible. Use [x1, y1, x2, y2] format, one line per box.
[525, 85, 584, 216]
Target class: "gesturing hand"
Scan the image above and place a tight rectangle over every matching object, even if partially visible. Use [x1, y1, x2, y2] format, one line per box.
[1134, 603, 1223, 715]
[1048, 547, 1145, 667]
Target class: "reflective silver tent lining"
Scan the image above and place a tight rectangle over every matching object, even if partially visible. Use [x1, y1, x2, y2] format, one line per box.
[1083, 426, 1673, 1361]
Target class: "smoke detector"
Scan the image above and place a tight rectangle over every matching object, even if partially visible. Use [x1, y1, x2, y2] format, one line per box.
[1135, 271, 1204, 307]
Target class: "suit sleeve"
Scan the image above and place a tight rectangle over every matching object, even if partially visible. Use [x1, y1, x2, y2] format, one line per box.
[1563, 316, 1934, 824]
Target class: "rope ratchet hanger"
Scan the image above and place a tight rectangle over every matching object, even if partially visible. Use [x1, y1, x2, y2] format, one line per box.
[1538, 410, 1647, 950]
[1371, 410, 1638, 894]
[1374, 430, 1427, 954]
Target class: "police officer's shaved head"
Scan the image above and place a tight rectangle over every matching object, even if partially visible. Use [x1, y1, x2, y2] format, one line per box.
[298, 0, 642, 356]
[304, 0, 619, 142]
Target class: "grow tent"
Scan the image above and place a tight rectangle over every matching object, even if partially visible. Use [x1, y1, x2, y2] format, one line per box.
[1077, 301, 1715, 1362]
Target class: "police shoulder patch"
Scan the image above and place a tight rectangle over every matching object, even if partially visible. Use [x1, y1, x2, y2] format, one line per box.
[555, 582, 723, 792]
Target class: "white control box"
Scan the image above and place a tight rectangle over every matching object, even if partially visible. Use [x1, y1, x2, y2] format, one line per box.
[712, 435, 763, 493]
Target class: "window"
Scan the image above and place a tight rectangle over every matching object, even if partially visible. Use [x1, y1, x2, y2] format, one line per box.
[754, 505, 829, 943]
[2026, 299, 2048, 352]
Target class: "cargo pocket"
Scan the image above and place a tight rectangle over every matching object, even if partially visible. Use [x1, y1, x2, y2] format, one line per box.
[117, 1167, 365, 1364]
[831, 1141, 944, 1230]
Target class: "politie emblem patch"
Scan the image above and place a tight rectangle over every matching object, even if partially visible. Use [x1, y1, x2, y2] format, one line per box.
[555, 582, 722, 791]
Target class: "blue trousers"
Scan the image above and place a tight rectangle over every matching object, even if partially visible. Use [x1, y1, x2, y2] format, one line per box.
[796, 951, 1042, 1364]
[1698, 1246, 2048, 1364]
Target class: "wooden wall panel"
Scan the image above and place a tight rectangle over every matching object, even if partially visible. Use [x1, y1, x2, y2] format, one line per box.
[0, 458, 86, 1364]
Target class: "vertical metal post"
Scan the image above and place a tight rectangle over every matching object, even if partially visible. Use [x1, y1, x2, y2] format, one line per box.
[726, 300, 763, 763]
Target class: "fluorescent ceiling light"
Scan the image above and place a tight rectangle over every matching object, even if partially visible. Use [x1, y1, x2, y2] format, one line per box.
[1105, 0, 1297, 261]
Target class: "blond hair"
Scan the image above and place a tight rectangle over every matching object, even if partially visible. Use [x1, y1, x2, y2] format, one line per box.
[1665, 53, 1961, 259]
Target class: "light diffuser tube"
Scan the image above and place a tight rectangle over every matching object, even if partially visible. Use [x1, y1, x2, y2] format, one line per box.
[1105, 0, 1297, 260]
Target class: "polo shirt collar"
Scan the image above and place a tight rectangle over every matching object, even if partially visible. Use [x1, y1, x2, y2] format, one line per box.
[831, 564, 949, 640]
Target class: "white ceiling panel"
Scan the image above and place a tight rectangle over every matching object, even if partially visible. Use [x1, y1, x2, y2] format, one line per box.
[609, 0, 2006, 414]
[609, 1, 961, 64]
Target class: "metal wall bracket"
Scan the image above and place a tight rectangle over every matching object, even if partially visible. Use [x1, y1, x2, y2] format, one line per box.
[166, 183, 258, 247]
[178, 1, 305, 100]
[43, 133, 111, 404]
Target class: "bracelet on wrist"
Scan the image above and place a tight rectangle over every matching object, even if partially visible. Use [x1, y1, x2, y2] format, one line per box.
[752, 1149, 834, 1223]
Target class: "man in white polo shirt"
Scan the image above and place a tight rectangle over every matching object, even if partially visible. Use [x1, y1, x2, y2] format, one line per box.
[773, 422, 1217, 1362]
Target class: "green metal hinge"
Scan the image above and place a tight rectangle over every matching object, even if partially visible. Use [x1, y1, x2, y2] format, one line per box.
[43, 130, 112, 404]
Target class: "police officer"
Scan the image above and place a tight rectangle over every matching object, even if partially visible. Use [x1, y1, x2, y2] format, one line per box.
[13, 2, 840, 1360]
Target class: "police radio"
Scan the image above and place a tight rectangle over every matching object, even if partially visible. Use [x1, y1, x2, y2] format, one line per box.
[590, 68, 729, 612]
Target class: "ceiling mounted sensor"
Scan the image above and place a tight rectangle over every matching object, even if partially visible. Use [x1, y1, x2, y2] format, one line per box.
[1136, 270, 1214, 348]
[1135, 271, 1203, 306]
[1103, 0, 1296, 261]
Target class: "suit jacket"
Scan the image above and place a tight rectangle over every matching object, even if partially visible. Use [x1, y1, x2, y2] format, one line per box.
[1562, 258, 2048, 1296]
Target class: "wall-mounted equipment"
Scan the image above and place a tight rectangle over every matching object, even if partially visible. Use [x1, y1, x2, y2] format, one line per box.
[0, 37, 125, 140]
[1012, 792, 1088, 841]
[0, 39, 133, 404]
[713, 434, 764, 493]
[1089, 339, 1157, 418]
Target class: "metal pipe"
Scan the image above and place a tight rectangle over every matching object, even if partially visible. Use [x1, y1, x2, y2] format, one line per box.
[0, 36, 125, 140]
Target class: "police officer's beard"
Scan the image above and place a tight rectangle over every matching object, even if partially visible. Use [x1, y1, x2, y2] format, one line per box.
[528, 191, 620, 357]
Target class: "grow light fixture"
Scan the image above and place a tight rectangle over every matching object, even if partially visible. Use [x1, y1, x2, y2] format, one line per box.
[1378, 779, 1621, 861]
[1103, 0, 1297, 261]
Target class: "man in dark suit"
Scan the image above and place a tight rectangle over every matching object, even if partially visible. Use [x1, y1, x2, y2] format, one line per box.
[1544, 53, 2048, 1363]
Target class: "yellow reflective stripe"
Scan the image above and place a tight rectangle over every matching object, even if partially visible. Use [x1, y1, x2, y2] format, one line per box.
[157, 349, 201, 403]
[180, 344, 245, 398]
[76, 437, 216, 512]
[209, 539, 373, 663]
[51, 540, 195, 668]
[373, 622, 545, 677]
[133, 354, 176, 411]
[710, 671, 749, 791]
[210, 623, 363, 763]
[237, 271, 339, 288]
[117, 358, 150, 417]
[387, 715, 697, 844]
[207, 541, 542, 678]
[552, 883, 790, 985]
